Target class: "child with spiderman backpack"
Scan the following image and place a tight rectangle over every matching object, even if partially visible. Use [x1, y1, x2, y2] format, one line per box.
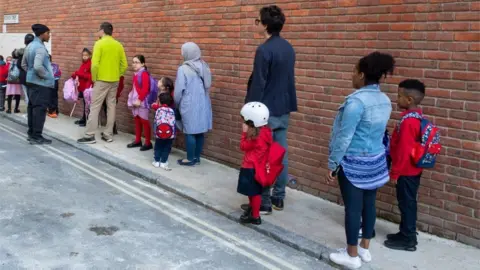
[152, 92, 176, 171]
[385, 79, 441, 252]
[127, 55, 159, 151]
[237, 102, 286, 225]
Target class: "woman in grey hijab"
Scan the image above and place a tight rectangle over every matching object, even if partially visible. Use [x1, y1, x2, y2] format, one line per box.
[174, 42, 213, 166]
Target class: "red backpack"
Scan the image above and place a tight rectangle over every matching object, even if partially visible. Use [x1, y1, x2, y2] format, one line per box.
[255, 140, 286, 187]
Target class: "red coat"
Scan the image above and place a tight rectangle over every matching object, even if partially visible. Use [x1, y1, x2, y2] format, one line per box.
[72, 59, 92, 92]
[240, 126, 272, 169]
[0, 64, 8, 84]
[133, 71, 150, 101]
[390, 109, 424, 180]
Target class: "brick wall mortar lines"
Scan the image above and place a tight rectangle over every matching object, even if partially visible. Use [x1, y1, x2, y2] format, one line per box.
[2, 0, 479, 247]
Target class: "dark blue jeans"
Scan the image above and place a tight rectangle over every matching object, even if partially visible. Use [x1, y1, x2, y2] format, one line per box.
[338, 166, 377, 246]
[397, 175, 421, 238]
[261, 114, 289, 207]
[185, 133, 205, 162]
[154, 139, 173, 163]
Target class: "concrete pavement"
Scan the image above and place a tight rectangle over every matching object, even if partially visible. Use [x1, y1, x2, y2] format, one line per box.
[0, 119, 331, 269]
[2, 108, 479, 270]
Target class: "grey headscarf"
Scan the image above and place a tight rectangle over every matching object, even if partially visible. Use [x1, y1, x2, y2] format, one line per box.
[181, 42, 212, 90]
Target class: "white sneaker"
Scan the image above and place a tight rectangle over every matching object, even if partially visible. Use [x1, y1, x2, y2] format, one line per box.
[329, 248, 362, 269]
[152, 161, 160, 168]
[160, 162, 172, 171]
[358, 245, 372, 263]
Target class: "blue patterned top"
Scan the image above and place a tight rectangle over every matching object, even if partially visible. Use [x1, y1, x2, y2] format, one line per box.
[341, 152, 389, 190]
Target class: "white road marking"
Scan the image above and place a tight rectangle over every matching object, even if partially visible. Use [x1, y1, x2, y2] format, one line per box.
[0, 123, 303, 270]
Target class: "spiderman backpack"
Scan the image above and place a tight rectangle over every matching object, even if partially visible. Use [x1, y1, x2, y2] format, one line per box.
[154, 107, 176, 140]
[399, 112, 442, 168]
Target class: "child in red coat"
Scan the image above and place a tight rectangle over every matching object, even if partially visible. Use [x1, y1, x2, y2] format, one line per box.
[127, 55, 152, 151]
[72, 48, 92, 126]
[384, 79, 426, 252]
[237, 102, 272, 225]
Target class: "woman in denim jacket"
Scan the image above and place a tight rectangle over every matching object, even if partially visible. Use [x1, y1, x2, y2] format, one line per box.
[327, 52, 395, 269]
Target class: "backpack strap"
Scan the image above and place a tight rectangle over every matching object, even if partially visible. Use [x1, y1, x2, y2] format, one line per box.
[396, 111, 422, 131]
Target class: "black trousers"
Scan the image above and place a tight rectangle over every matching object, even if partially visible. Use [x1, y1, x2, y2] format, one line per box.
[338, 166, 378, 246]
[27, 84, 51, 139]
[397, 175, 421, 238]
[48, 80, 59, 114]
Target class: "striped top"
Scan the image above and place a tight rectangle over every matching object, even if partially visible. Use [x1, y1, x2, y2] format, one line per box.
[340, 152, 389, 190]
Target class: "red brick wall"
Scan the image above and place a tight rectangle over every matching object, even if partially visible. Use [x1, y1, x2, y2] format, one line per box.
[3, 0, 479, 247]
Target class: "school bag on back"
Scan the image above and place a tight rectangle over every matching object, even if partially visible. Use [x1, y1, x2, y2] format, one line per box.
[137, 70, 159, 108]
[255, 140, 286, 187]
[399, 112, 442, 168]
[7, 60, 20, 83]
[154, 107, 176, 140]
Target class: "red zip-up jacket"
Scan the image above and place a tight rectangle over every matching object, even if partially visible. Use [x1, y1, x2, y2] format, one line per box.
[133, 71, 150, 101]
[240, 126, 272, 169]
[0, 64, 8, 84]
[390, 109, 423, 181]
[72, 59, 92, 92]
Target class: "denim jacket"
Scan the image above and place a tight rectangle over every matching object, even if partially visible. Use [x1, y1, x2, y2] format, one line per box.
[22, 37, 54, 88]
[328, 84, 392, 171]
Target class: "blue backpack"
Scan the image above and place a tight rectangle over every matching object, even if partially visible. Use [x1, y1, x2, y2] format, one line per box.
[137, 70, 159, 108]
[398, 112, 442, 169]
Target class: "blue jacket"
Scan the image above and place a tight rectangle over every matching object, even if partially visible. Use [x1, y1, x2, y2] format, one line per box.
[245, 34, 297, 117]
[22, 37, 54, 88]
[328, 84, 392, 171]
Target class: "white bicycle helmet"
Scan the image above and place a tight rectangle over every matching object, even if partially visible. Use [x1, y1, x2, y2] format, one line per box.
[241, 102, 270, 127]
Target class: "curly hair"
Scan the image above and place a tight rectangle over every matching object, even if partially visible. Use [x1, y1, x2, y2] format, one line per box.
[357, 52, 395, 85]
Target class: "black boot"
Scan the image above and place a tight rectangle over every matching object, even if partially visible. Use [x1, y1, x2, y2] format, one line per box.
[384, 234, 417, 252]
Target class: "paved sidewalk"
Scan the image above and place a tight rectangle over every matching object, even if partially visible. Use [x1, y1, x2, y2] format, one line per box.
[2, 110, 479, 270]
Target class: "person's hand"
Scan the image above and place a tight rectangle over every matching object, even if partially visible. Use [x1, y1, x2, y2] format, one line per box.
[326, 170, 337, 184]
[133, 99, 141, 107]
[242, 123, 249, 133]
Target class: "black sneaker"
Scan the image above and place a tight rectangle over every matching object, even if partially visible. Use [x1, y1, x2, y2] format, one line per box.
[14, 109, 20, 114]
[140, 144, 153, 151]
[101, 133, 113, 143]
[384, 236, 417, 252]
[386, 232, 404, 241]
[6, 109, 11, 114]
[78, 137, 96, 144]
[79, 122, 86, 127]
[240, 213, 261, 225]
[271, 197, 284, 211]
[127, 141, 142, 148]
[260, 206, 272, 215]
[30, 137, 52, 145]
[240, 204, 250, 211]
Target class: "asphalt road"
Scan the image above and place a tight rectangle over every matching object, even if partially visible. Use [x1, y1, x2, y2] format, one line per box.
[0, 119, 332, 270]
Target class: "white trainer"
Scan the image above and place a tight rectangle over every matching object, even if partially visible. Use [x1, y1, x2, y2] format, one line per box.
[329, 248, 362, 269]
[358, 245, 372, 263]
[160, 162, 172, 171]
[152, 161, 160, 168]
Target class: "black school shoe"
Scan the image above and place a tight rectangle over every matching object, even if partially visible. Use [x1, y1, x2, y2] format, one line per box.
[271, 197, 284, 211]
[240, 211, 261, 225]
[140, 144, 153, 151]
[240, 204, 272, 215]
[384, 235, 417, 252]
[127, 141, 142, 148]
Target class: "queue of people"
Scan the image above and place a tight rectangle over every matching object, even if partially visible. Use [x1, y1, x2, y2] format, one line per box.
[3, 5, 442, 270]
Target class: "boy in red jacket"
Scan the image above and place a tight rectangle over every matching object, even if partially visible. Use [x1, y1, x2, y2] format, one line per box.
[384, 79, 426, 252]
